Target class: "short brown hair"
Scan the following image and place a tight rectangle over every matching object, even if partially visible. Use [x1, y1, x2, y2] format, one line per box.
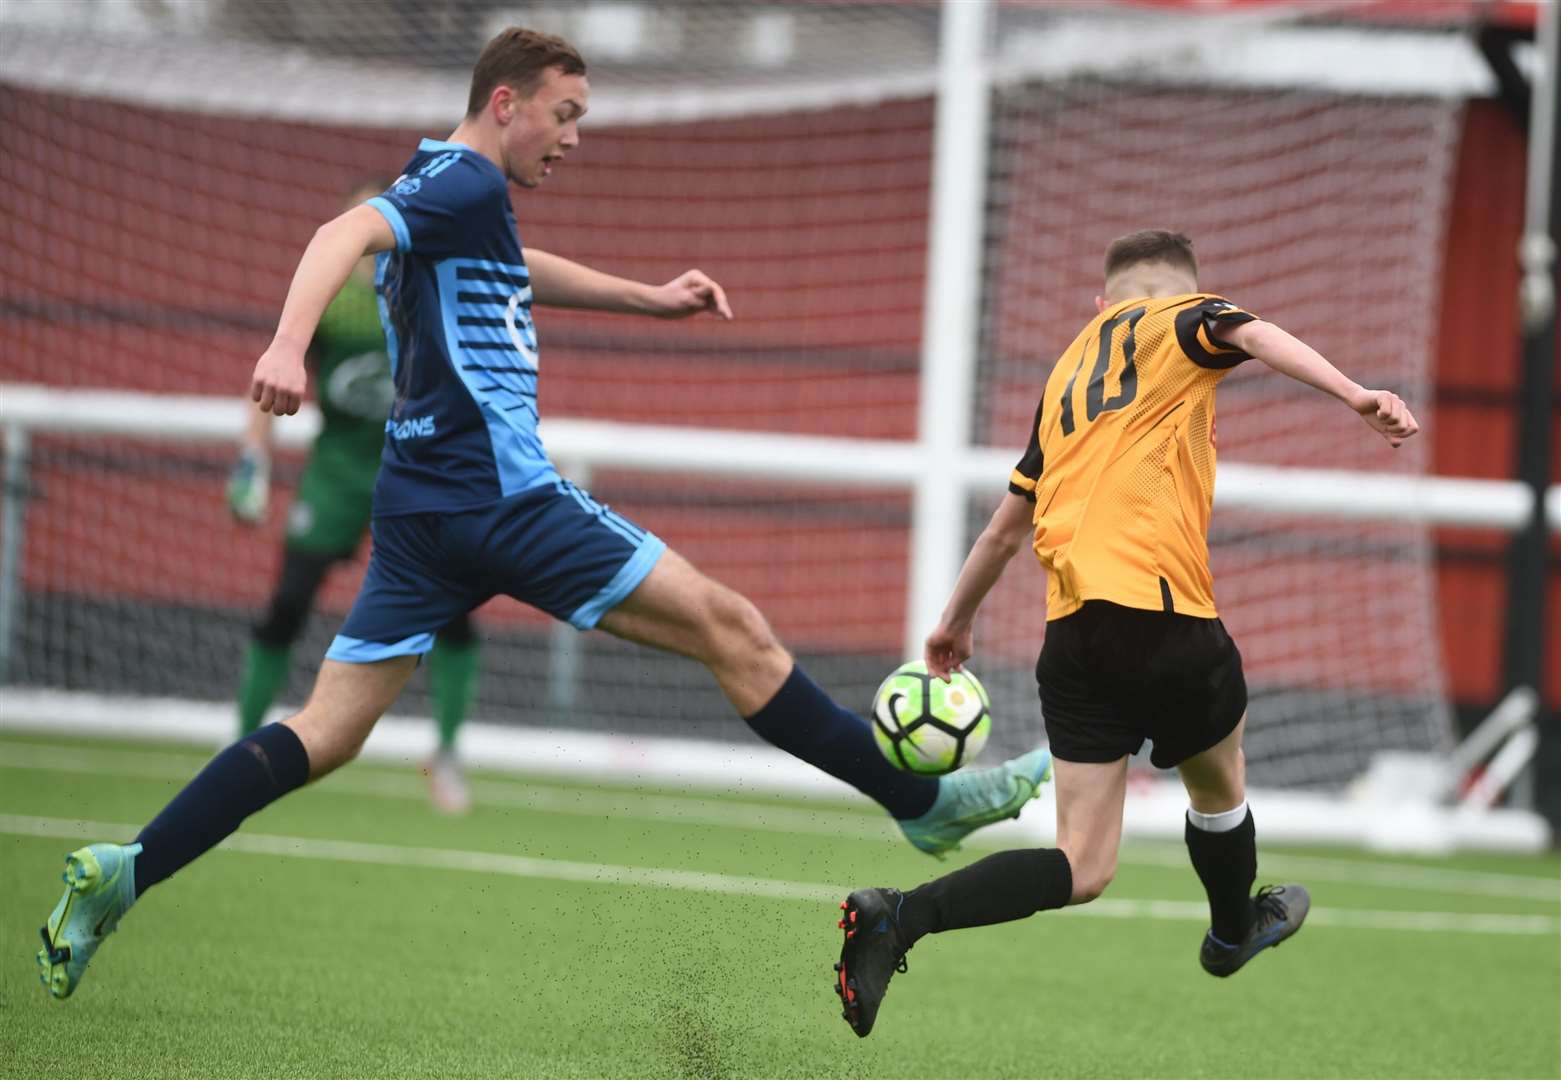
[466, 28, 586, 117]
[1104, 229, 1198, 281]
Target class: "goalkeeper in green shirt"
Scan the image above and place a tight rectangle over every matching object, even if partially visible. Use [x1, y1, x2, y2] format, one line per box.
[227, 180, 479, 814]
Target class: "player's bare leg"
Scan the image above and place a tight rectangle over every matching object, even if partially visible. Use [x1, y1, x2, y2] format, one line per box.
[596, 548, 791, 713]
[286, 657, 419, 778]
[1177, 715, 1310, 976]
[37, 656, 415, 999]
[830, 755, 1112, 1037]
[599, 551, 1052, 852]
[1178, 713, 1247, 812]
[1053, 755, 1129, 903]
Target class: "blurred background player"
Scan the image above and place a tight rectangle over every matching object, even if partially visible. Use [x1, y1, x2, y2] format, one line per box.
[35, 26, 1051, 1002]
[226, 179, 478, 815]
[830, 229, 1420, 1038]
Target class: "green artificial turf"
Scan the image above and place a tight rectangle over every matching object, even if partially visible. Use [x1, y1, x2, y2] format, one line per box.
[2, 731, 1557, 1079]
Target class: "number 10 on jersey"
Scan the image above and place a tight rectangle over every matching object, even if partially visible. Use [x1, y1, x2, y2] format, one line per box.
[1059, 306, 1147, 436]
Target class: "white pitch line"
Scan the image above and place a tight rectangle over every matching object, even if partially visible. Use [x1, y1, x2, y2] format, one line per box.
[2, 814, 1556, 937]
[0, 742, 896, 841]
[1117, 843, 1561, 905]
[1074, 898, 1561, 936]
[4, 740, 1559, 904]
[0, 813, 836, 904]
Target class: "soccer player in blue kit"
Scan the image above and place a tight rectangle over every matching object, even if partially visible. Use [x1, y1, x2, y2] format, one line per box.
[36, 27, 1052, 1000]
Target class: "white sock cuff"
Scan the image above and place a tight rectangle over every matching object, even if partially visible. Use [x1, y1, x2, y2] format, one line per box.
[1186, 800, 1249, 834]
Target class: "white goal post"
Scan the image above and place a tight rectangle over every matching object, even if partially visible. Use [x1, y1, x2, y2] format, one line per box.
[0, 384, 1555, 853]
[0, 384, 1543, 524]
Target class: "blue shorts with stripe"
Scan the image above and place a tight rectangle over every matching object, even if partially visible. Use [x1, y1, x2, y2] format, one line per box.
[325, 479, 665, 663]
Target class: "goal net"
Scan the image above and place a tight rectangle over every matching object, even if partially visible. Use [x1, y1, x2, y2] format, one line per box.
[0, 0, 1472, 790]
[972, 4, 1466, 787]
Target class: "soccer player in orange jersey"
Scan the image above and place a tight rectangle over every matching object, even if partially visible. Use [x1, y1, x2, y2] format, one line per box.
[831, 229, 1419, 1037]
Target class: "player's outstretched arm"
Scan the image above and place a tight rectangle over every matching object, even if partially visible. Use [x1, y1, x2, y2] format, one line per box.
[253, 204, 395, 415]
[526, 248, 732, 319]
[1216, 320, 1420, 448]
[925, 492, 1034, 680]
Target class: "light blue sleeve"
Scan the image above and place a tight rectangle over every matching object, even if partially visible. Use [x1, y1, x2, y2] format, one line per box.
[366, 197, 411, 253]
[370, 155, 497, 257]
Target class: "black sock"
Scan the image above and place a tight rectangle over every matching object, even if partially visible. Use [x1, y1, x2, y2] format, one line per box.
[743, 665, 937, 819]
[1184, 808, 1257, 944]
[896, 848, 1073, 944]
[133, 723, 311, 897]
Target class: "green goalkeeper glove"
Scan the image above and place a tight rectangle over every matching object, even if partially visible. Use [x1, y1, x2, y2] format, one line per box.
[227, 447, 271, 524]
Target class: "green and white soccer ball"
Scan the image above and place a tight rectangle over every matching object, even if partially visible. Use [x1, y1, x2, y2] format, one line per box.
[870, 661, 991, 775]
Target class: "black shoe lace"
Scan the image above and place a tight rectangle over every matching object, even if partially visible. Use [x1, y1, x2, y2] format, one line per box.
[895, 955, 909, 974]
[1253, 885, 1287, 927]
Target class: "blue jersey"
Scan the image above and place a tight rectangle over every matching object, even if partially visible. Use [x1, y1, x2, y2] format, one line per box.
[365, 138, 556, 517]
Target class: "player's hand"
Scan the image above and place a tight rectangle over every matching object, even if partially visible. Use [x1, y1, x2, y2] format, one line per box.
[252, 345, 308, 415]
[924, 623, 973, 683]
[649, 270, 732, 320]
[1352, 388, 1419, 448]
[226, 447, 271, 524]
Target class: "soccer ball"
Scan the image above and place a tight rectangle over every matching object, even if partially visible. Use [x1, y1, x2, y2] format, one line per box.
[870, 661, 991, 775]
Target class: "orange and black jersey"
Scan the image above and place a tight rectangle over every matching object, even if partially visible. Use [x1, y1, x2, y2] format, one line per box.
[1009, 294, 1257, 621]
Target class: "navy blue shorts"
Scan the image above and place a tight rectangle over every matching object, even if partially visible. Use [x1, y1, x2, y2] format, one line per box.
[325, 479, 665, 663]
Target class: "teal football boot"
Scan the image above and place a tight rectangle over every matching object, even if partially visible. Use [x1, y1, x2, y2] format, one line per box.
[897, 747, 1052, 857]
[37, 843, 141, 999]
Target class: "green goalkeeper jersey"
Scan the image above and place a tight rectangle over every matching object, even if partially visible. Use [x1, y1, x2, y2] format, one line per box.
[278, 274, 395, 554]
[309, 274, 395, 490]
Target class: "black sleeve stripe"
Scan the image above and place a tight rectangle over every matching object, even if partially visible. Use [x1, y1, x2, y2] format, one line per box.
[1175, 302, 1254, 370]
[1207, 308, 1256, 325]
[1012, 396, 1045, 480]
[1009, 481, 1037, 502]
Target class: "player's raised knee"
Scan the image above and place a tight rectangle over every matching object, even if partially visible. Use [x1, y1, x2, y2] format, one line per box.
[1069, 864, 1116, 905]
[1067, 867, 1117, 905]
[283, 710, 367, 778]
[702, 587, 781, 661]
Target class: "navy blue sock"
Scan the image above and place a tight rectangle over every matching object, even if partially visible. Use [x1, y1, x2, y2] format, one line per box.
[743, 665, 937, 819]
[133, 723, 310, 896]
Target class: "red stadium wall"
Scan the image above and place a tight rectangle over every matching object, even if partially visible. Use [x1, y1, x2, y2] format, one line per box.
[1, 87, 1554, 705]
[1, 89, 930, 424]
[1, 86, 932, 655]
[1431, 100, 1561, 710]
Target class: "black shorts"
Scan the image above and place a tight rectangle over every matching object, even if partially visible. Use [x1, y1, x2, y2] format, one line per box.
[1036, 601, 1247, 769]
